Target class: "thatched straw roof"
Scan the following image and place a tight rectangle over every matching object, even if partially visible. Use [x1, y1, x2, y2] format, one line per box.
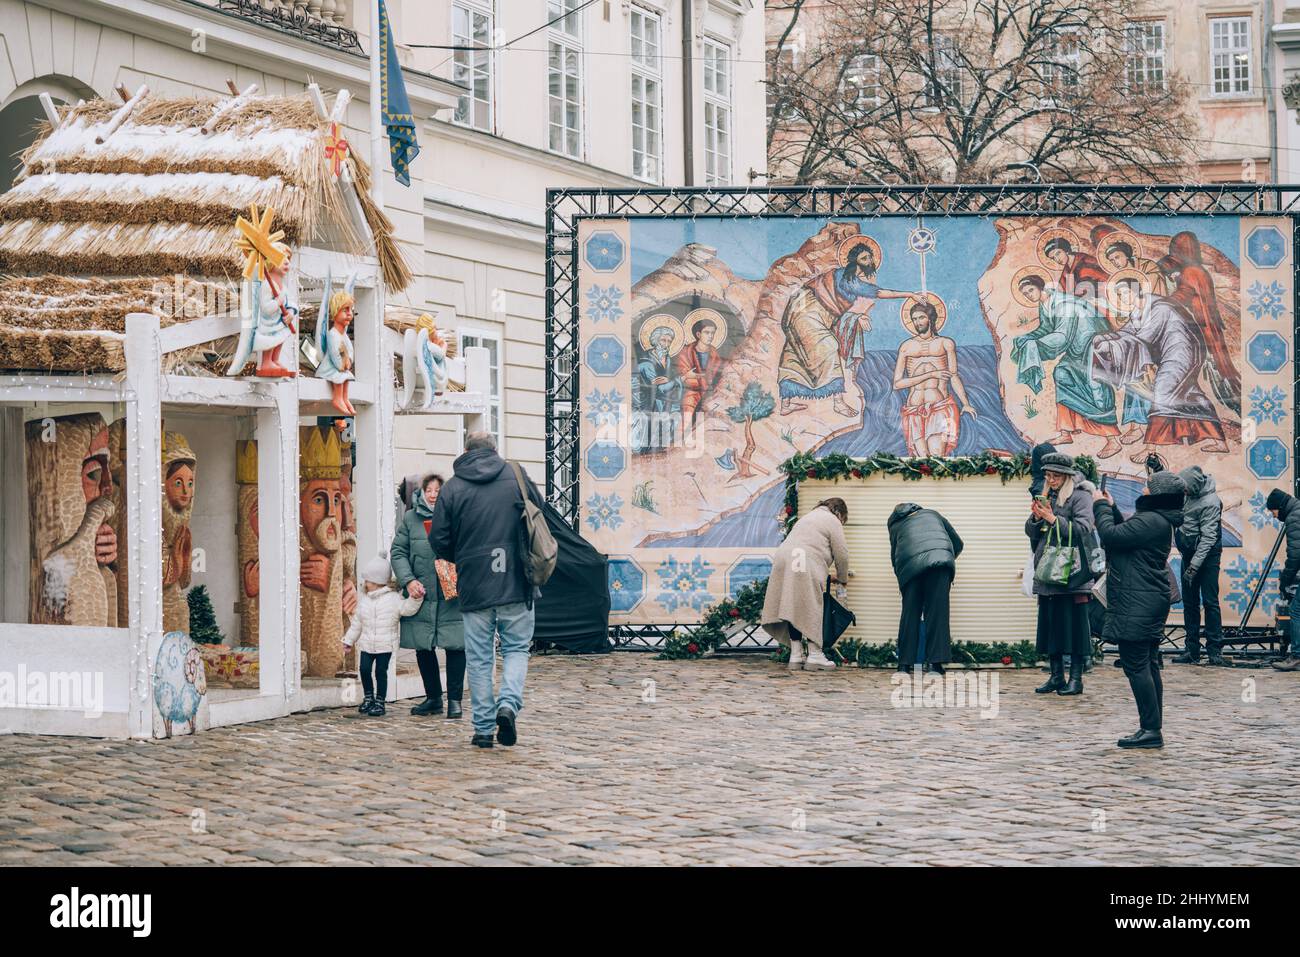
[0, 93, 410, 290]
[0, 275, 229, 372]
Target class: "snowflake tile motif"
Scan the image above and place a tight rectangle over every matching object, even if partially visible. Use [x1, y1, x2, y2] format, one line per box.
[655, 555, 716, 614]
[1248, 491, 1282, 530]
[1223, 555, 1282, 617]
[585, 335, 626, 376]
[585, 284, 624, 324]
[1247, 437, 1288, 480]
[1247, 332, 1288, 375]
[1246, 226, 1286, 270]
[584, 387, 625, 428]
[607, 557, 645, 614]
[584, 231, 625, 272]
[1248, 385, 1287, 426]
[585, 441, 627, 481]
[584, 492, 625, 532]
[1246, 280, 1287, 321]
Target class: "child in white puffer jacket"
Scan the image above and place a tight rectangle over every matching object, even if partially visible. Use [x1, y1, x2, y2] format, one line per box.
[343, 554, 422, 716]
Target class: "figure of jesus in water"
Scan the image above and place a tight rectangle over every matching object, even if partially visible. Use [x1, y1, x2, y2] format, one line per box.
[892, 298, 976, 456]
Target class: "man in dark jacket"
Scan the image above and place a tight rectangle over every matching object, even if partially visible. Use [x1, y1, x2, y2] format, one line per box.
[1266, 488, 1300, 671]
[429, 432, 546, 748]
[887, 503, 964, 672]
[1093, 470, 1185, 749]
[1174, 466, 1226, 666]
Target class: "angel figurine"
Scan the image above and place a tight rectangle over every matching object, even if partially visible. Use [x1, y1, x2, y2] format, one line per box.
[401, 313, 450, 410]
[315, 270, 357, 416]
[229, 204, 299, 377]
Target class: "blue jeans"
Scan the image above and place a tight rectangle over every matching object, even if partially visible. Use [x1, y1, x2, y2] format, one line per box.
[1290, 587, 1300, 655]
[462, 602, 534, 736]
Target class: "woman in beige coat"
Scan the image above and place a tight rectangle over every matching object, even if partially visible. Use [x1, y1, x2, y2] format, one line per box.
[761, 498, 852, 670]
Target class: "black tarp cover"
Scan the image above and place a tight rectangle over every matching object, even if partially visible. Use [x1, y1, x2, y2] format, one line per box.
[534, 501, 611, 654]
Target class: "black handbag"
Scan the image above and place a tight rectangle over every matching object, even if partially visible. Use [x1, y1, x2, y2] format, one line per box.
[822, 580, 856, 652]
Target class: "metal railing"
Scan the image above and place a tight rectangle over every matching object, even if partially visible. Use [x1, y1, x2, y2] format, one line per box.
[217, 0, 363, 55]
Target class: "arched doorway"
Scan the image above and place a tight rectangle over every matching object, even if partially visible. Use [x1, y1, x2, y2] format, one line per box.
[0, 76, 98, 194]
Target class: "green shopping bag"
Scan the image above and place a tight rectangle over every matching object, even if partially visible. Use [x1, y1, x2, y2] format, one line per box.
[1033, 521, 1076, 587]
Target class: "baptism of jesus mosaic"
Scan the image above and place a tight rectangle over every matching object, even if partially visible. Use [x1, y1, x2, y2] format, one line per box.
[575, 215, 1294, 626]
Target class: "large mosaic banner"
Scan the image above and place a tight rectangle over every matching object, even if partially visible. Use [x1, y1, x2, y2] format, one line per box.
[575, 215, 1294, 627]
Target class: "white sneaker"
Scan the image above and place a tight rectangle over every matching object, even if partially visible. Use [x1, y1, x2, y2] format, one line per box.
[804, 647, 837, 670]
[787, 641, 805, 671]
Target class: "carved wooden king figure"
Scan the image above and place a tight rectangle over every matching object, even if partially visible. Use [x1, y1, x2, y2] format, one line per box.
[299, 425, 344, 677]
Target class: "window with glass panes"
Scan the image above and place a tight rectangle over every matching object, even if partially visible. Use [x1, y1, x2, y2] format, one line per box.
[925, 34, 965, 108]
[452, 2, 493, 131]
[548, 1, 584, 157]
[630, 7, 662, 182]
[1124, 21, 1165, 93]
[842, 53, 879, 114]
[1211, 17, 1251, 96]
[459, 329, 503, 448]
[703, 38, 732, 186]
[1041, 29, 1081, 97]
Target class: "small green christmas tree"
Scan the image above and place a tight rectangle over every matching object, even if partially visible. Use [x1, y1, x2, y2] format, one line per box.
[186, 585, 224, 644]
[726, 382, 775, 478]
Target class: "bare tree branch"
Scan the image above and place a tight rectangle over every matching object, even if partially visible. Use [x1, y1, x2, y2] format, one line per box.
[767, 0, 1195, 185]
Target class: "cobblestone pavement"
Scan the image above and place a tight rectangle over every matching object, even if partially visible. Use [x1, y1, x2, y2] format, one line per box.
[2, 655, 1297, 865]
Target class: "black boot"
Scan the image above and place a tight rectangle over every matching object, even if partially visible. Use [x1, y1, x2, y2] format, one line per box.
[1057, 655, 1084, 695]
[1205, 643, 1230, 667]
[358, 694, 374, 715]
[1035, 655, 1065, 693]
[1117, 728, 1164, 749]
[1173, 641, 1201, 664]
[369, 698, 386, 717]
[447, 700, 462, 719]
[410, 696, 443, 716]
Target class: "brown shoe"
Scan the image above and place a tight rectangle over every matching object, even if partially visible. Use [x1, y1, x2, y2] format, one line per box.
[1271, 656, 1300, 672]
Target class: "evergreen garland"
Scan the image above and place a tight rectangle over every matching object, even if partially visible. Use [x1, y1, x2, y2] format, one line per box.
[186, 585, 224, 645]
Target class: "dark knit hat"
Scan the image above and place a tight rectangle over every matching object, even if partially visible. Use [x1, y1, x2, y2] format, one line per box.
[1266, 488, 1290, 512]
[1039, 451, 1076, 475]
[1146, 471, 1186, 497]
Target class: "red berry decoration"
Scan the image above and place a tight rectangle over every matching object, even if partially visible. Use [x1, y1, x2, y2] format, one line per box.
[919, 464, 932, 475]
[805, 469, 817, 479]
[986, 466, 998, 474]
[851, 469, 863, 479]
[1001, 655, 1013, 665]
[785, 505, 794, 515]
[687, 642, 700, 655]
[729, 608, 741, 618]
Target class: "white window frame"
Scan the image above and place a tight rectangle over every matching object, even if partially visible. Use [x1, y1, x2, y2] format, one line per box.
[1123, 19, 1166, 94]
[842, 52, 880, 116]
[925, 34, 965, 109]
[452, 0, 495, 133]
[1210, 16, 1252, 97]
[630, 6, 663, 183]
[1040, 28, 1082, 98]
[548, 1, 585, 159]
[703, 36, 733, 186]
[458, 326, 504, 451]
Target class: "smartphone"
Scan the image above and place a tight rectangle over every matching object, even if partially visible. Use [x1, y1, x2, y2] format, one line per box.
[1099, 475, 1108, 494]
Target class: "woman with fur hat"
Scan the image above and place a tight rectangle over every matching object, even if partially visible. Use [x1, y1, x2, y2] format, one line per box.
[1026, 451, 1097, 696]
[1093, 470, 1186, 749]
[342, 554, 422, 716]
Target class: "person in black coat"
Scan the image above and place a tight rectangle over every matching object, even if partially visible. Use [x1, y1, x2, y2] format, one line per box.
[1266, 488, 1300, 671]
[428, 433, 547, 749]
[1092, 470, 1185, 749]
[888, 503, 964, 672]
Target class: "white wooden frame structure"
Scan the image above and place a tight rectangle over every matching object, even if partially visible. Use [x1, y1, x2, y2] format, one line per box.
[0, 83, 488, 739]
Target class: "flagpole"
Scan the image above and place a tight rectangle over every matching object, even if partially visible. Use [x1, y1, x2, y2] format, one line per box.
[369, 0, 384, 208]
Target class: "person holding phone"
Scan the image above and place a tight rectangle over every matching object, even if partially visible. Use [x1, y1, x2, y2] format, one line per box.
[1026, 452, 1098, 696]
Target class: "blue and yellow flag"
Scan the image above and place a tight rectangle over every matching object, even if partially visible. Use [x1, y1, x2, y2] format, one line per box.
[378, 0, 419, 186]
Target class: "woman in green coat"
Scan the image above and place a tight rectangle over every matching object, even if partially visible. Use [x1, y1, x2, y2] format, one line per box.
[391, 474, 465, 717]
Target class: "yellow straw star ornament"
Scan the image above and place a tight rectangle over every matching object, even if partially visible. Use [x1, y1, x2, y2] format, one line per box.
[234, 203, 288, 281]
